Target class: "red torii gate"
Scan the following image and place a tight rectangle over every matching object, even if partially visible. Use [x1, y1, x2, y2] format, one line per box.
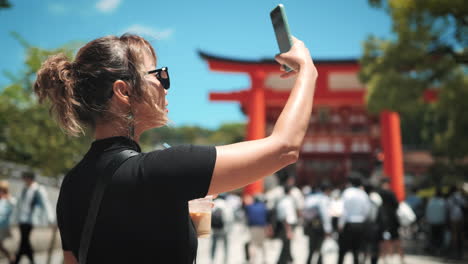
[199, 51, 425, 201]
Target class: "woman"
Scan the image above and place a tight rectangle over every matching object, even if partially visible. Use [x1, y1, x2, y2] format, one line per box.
[0, 180, 15, 263]
[34, 34, 317, 263]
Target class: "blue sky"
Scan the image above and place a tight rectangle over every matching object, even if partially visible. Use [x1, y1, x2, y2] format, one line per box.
[0, 0, 392, 129]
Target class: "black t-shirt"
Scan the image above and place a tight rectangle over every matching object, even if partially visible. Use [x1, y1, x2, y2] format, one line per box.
[56, 136, 216, 264]
[378, 188, 400, 230]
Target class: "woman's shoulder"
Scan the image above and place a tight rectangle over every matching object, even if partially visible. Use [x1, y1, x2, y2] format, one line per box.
[140, 144, 215, 164]
[144, 144, 214, 154]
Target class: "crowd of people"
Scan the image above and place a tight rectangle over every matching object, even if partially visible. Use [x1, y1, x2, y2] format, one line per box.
[0, 172, 54, 264]
[208, 175, 467, 264]
[409, 185, 467, 259]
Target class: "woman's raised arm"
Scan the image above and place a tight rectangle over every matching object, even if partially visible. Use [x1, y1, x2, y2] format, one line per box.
[208, 37, 318, 195]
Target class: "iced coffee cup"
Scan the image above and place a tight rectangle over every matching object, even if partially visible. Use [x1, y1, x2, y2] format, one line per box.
[189, 196, 213, 238]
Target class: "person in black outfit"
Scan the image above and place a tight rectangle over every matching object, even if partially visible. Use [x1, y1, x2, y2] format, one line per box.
[276, 185, 296, 264]
[33, 33, 318, 264]
[378, 178, 404, 263]
[362, 182, 382, 264]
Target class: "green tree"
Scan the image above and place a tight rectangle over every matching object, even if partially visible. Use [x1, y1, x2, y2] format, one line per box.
[140, 122, 246, 150]
[0, 34, 89, 177]
[361, 0, 468, 183]
[209, 122, 245, 144]
[0, 0, 12, 9]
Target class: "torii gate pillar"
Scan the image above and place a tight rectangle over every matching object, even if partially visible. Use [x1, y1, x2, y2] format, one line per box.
[380, 111, 405, 201]
[243, 71, 266, 195]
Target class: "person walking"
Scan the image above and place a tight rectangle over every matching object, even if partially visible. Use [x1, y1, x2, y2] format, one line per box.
[285, 177, 304, 221]
[14, 171, 54, 264]
[337, 175, 370, 264]
[363, 182, 383, 264]
[243, 194, 268, 264]
[210, 195, 232, 264]
[378, 178, 404, 263]
[33, 33, 318, 263]
[405, 187, 423, 239]
[425, 187, 447, 256]
[303, 183, 332, 264]
[328, 189, 343, 233]
[446, 185, 466, 259]
[0, 180, 15, 264]
[276, 185, 298, 264]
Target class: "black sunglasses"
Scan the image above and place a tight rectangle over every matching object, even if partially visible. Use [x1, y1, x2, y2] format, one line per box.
[147, 67, 170, 90]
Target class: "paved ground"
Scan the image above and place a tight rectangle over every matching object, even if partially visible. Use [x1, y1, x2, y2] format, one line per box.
[0, 223, 465, 264]
[197, 223, 466, 264]
[0, 226, 62, 264]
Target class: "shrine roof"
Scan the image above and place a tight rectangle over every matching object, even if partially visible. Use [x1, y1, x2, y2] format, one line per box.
[198, 50, 358, 65]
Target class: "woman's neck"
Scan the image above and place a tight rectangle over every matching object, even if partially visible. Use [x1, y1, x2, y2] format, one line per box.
[94, 121, 141, 142]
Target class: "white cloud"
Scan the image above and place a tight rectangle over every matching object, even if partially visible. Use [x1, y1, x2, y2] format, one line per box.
[96, 0, 121, 13]
[123, 25, 174, 40]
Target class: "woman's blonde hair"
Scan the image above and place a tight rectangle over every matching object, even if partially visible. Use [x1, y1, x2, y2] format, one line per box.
[34, 34, 168, 136]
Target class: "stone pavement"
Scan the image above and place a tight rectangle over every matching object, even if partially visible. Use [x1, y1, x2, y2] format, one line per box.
[0, 226, 62, 264]
[0, 223, 465, 264]
[197, 223, 465, 264]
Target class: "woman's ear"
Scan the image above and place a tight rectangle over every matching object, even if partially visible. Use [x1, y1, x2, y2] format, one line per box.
[112, 80, 130, 105]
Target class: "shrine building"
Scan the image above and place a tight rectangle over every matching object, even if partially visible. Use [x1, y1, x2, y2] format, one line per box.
[199, 51, 410, 201]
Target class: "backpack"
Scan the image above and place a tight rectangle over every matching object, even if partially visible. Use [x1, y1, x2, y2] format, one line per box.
[30, 189, 40, 211]
[266, 200, 282, 238]
[397, 201, 416, 226]
[303, 194, 324, 227]
[211, 207, 224, 229]
[303, 204, 323, 236]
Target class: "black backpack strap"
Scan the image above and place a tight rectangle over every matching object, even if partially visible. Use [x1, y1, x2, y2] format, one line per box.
[78, 150, 138, 264]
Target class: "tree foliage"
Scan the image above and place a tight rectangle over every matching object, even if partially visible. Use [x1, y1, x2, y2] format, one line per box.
[361, 0, 468, 182]
[0, 0, 11, 9]
[140, 123, 246, 151]
[0, 35, 90, 177]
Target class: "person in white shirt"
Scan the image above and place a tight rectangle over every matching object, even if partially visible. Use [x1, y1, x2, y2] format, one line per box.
[329, 189, 344, 232]
[265, 177, 304, 221]
[337, 175, 370, 264]
[276, 185, 298, 264]
[303, 183, 332, 264]
[14, 171, 54, 264]
[285, 177, 304, 218]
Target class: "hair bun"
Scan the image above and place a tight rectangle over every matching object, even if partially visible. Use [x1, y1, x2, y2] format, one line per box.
[34, 54, 83, 135]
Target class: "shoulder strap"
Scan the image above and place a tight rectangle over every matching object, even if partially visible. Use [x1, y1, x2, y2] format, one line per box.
[29, 188, 40, 211]
[78, 150, 138, 264]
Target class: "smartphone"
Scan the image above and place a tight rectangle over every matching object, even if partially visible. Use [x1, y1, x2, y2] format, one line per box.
[270, 4, 293, 72]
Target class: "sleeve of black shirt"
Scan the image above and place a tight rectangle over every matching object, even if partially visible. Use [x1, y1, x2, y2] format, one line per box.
[142, 145, 217, 201]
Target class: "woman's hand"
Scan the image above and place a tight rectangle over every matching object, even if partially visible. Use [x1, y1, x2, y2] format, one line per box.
[208, 195, 216, 208]
[274, 36, 316, 79]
